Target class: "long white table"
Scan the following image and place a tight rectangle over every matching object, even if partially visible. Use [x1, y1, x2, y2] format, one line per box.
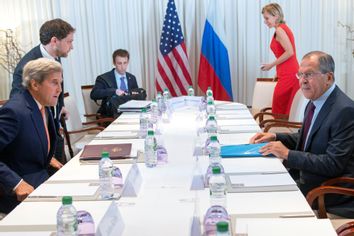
[0, 100, 337, 235]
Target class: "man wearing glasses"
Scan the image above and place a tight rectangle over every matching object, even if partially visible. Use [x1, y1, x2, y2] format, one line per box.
[250, 51, 354, 218]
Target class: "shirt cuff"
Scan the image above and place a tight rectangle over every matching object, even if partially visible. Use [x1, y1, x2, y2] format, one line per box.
[13, 179, 23, 192]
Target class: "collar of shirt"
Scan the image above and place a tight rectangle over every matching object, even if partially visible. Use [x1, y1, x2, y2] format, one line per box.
[40, 44, 58, 61]
[311, 83, 336, 120]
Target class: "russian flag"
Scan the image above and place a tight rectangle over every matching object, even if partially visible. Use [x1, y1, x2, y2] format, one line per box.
[197, 0, 233, 101]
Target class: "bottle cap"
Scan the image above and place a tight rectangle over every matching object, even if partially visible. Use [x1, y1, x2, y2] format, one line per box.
[189, 85, 193, 88]
[147, 130, 154, 136]
[152, 98, 156, 102]
[101, 151, 109, 158]
[207, 86, 211, 89]
[212, 166, 221, 174]
[62, 196, 72, 205]
[164, 88, 168, 91]
[210, 136, 217, 141]
[216, 221, 229, 232]
[207, 100, 213, 105]
[141, 107, 147, 112]
[208, 115, 215, 120]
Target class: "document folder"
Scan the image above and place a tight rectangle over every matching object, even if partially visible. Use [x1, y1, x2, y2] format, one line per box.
[220, 143, 274, 158]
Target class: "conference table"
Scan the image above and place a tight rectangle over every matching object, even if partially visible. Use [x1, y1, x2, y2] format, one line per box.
[0, 99, 337, 235]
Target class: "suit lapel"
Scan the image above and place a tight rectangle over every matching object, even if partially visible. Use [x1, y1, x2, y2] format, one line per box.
[25, 91, 48, 158]
[305, 87, 337, 150]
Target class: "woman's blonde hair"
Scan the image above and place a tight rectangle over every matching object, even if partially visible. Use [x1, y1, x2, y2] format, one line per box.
[262, 3, 285, 24]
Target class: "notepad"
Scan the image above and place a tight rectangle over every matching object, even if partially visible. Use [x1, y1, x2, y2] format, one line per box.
[221, 143, 273, 158]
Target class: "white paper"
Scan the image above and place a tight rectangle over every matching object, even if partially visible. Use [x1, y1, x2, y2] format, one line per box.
[229, 173, 296, 187]
[96, 201, 124, 236]
[28, 183, 98, 198]
[118, 100, 151, 109]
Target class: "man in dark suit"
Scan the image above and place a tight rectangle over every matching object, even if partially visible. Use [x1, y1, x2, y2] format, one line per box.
[10, 18, 75, 167]
[0, 58, 62, 213]
[90, 49, 141, 118]
[250, 51, 354, 217]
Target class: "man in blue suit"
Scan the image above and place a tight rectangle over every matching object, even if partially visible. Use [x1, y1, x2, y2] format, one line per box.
[250, 51, 354, 217]
[0, 58, 62, 213]
[90, 49, 143, 118]
[10, 18, 75, 167]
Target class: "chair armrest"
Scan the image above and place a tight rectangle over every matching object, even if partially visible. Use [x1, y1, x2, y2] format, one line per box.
[306, 186, 354, 218]
[82, 117, 114, 126]
[322, 177, 354, 186]
[262, 120, 302, 132]
[67, 126, 105, 135]
[336, 221, 354, 236]
[260, 107, 272, 113]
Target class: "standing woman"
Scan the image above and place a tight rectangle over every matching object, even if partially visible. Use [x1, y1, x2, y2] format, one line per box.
[261, 3, 299, 116]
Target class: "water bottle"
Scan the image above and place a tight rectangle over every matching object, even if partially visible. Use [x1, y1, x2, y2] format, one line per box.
[205, 115, 218, 136]
[203, 205, 230, 236]
[206, 100, 216, 116]
[206, 136, 221, 159]
[150, 98, 159, 124]
[145, 130, 157, 168]
[99, 151, 114, 199]
[139, 107, 148, 138]
[57, 196, 78, 236]
[188, 85, 195, 96]
[77, 210, 95, 236]
[209, 165, 227, 207]
[206, 87, 214, 103]
[205, 162, 224, 186]
[216, 221, 231, 236]
[156, 92, 164, 115]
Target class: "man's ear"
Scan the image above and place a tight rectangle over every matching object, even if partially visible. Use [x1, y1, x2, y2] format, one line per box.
[30, 79, 40, 91]
[326, 72, 334, 85]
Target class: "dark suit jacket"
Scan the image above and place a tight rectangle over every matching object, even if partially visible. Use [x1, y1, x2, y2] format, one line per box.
[0, 90, 57, 213]
[10, 45, 64, 127]
[90, 69, 139, 116]
[277, 86, 354, 214]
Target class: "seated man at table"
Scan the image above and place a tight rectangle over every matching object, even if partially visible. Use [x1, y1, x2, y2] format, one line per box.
[90, 49, 146, 118]
[250, 51, 354, 217]
[0, 58, 61, 214]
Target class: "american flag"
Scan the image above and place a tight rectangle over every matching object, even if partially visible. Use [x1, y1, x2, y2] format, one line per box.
[155, 0, 192, 97]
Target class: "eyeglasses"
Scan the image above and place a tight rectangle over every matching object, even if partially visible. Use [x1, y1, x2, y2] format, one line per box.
[296, 71, 324, 80]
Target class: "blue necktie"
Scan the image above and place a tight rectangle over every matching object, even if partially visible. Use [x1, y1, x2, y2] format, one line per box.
[120, 77, 127, 91]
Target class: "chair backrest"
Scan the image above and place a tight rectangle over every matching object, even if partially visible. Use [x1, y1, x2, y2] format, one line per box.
[251, 78, 277, 111]
[63, 93, 85, 144]
[81, 85, 100, 115]
[288, 89, 309, 122]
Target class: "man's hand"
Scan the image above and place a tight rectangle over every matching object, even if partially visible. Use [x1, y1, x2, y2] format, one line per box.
[249, 132, 276, 144]
[116, 89, 126, 96]
[50, 157, 63, 169]
[14, 181, 34, 201]
[259, 141, 290, 160]
[61, 106, 69, 120]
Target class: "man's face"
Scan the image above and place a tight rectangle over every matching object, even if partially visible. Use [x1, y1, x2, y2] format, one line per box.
[55, 32, 74, 57]
[31, 72, 63, 106]
[114, 56, 129, 75]
[298, 56, 333, 100]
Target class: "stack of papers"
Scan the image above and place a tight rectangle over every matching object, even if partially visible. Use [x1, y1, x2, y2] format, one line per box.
[118, 100, 151, 112]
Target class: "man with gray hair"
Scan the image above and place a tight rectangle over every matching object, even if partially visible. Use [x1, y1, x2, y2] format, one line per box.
[0, 58, 62, 214]
[250, 51, 354, 218]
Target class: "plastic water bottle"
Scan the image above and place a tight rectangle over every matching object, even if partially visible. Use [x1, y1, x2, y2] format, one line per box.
[209, 165, 227, 207]
[156, 92, 165, 115]
[205, 162, 224, 186]
[139, 107, 148, 138]
[57, 196, 78, 236]
[188, 85, 195, 96]
[203, 205, 230, 236]
[77, 210, 95, 236]
[145, 130, 157, 167]
[99, 151, 114, 199]
[206, 87, 214, 103]
[206, 136, 221, 159]
[206, 100, 216, 116]
[216, 221, 231, 236]
[205, 115, 218, 136]
[150, 98, 159, 124]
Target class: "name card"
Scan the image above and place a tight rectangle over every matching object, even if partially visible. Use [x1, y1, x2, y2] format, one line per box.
[121, 163, 142, 197]
[96, 201, 124, 236]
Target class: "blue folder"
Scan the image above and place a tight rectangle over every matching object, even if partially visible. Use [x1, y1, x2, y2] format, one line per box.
[221, 143, 274, 158]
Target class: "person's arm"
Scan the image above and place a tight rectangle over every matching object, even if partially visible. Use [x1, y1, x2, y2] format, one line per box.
[90, 76, 117, 100]
[261, 27, 295, 71]
[0, 108, 26, 192]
